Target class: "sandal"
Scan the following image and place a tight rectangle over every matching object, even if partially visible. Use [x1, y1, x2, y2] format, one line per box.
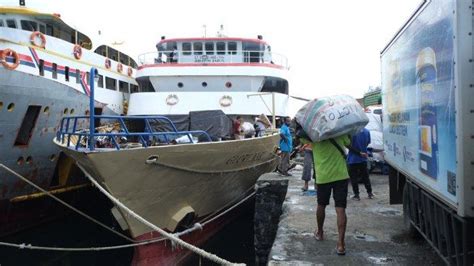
[301, 187, 308, 192]
[313, 231, 323, 241]
[335, 246, 346, 255]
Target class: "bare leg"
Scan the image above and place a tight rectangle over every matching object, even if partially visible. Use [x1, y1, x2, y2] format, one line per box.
[315, 204, 326, 240]
[335, 207, 347, 252]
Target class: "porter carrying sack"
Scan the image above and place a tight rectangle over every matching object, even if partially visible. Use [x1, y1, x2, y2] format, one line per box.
[295, 95, 369, 142]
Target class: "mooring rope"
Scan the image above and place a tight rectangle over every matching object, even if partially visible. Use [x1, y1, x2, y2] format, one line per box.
[77, 163, 245, 266]
[145, 154, 279, 174]
[0, 163, 256, 259]
[0, 164, 135, 243]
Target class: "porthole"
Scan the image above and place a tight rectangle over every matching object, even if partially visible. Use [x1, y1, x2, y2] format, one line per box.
[17, 156, 24, 165]
[225, 82, 232, 88]
[7, 103, 15, 112]
[70, 108, 75, 114]
[177, 82, 183, 88]
[202, 82, 208, 87]
[26, 156, 33, 164]
[43, 106, 49, 113]
[49, 154, 56, 162]
[0, 101, 3, 110]
[63, 108, 69, 114]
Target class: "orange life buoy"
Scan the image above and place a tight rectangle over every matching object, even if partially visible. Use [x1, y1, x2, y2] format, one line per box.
[105, 58, 111, 69]
[117, 63, 123, 73]
[127, 67, 133, 76]
[73, 44, 82, 60]
[30, 31, 46, 48]
[1, 49, 20, 70]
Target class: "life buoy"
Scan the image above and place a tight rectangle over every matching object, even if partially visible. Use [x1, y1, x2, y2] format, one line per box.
[127, 67, 133, 76]
[117, 63, 123, 73]
[105, 58, 111, 69]
[0, 49, 20, 70]
[30, 31, 46, 48]
[73, 44, 82, 60]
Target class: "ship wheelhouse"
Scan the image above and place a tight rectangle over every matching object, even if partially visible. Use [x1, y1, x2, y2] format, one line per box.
[131, 36, 290, 117]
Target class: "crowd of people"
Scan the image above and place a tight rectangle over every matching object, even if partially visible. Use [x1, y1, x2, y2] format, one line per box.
[275, 116, 374, 256]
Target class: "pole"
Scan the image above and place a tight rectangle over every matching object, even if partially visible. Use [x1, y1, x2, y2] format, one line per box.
[89, 67, 97, 151]
[271, 92, 276, 129]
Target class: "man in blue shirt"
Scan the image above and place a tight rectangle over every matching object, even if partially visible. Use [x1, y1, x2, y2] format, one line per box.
[347, 128, 373, 200]
[277, 117, 293, 176]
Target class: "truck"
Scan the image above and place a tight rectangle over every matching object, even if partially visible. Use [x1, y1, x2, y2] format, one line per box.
[381, 0, 474, 265]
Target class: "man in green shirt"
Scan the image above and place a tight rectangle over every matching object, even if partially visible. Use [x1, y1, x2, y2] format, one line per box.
[305, 134, 350, 255]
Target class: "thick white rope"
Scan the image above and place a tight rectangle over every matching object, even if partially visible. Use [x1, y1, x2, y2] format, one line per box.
[77, 163, 245, 266]
[0, 162, 256, 256]
[0, 164, 135, 242]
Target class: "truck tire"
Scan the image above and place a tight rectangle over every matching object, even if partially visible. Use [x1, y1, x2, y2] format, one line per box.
[403, 185, 418, 237]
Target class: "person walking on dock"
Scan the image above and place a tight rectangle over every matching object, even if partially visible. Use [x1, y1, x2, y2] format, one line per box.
[311, 135, 351, 255]
[300, 143, 315, 191]
[277, 117, 293, 176]
[347, 128, 373, 200]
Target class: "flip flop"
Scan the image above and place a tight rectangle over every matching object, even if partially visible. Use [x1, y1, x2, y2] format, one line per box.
[301, 187, 308, 192]
[313, 231, 323, 241]
[335, 246, 346, 256]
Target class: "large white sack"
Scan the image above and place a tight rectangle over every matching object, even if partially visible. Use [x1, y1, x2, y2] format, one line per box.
[295, 95, 369, 142]
[241, 121, 255, 135]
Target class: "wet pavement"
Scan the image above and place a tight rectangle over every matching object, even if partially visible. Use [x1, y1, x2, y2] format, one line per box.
[268, 165, 444, 265]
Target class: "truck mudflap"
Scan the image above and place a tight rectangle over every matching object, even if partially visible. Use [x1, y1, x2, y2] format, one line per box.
[403, 179, 474, 265]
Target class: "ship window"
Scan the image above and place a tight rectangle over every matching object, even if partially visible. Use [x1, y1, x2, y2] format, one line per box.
[106, 77, 117, 90]
[130, 84, 139, 93]
[6, 19, 17, 29]
[193, 42, 203, 55]
[46, 24, 53, 36]
[109, 49, 118, 61]
[119, 81, 129, 93]
[228, 42, 237, 55]
[65, 66, 70, 81]
[86, 72, 90, 85]
[39, 24, 45, 34]
[205, 42, 214, 55]
[39, 59, 44, 76]
[52, 63, 58, 79]
[76, 70, 81, 84]
[216, 42, 226, 55]
[97, 75, 104, 88]
[182, 42, 191, 55]
[21, 20, 37, 31]
[120, 54, 128, 64]
[0, 20, 4, 27]
[14, 105, 41, 146]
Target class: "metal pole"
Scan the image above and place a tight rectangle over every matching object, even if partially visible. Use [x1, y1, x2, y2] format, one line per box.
[272, 92, 276, 129]
[89, 67, 97, 151]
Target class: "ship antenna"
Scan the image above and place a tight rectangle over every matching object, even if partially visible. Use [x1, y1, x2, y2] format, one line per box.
[202, 25, 207, 37]
[217, 24, 225, 37]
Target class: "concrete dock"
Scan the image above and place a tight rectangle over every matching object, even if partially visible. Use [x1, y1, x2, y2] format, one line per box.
[267, 165, 444, 265]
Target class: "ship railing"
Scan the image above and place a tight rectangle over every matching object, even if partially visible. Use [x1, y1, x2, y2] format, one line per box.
[137, 50, 289, 69]
[57, 115, 211, 151]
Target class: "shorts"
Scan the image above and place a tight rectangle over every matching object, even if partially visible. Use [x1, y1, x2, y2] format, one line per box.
[316, 179, 349, 208]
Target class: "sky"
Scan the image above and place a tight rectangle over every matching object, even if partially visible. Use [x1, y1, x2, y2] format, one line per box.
[3, 0, 422, 100]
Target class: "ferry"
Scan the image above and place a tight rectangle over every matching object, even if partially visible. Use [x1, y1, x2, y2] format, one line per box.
[0, 6, 137, 236]
[54, 34, 291, 264]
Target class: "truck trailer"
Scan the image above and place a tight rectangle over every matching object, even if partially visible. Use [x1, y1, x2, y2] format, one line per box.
[381, 0, 474, 265]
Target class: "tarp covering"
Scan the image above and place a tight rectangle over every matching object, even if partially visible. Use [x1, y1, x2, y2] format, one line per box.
[189, 110, 233, 139]
[295, 95, 369, 142]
